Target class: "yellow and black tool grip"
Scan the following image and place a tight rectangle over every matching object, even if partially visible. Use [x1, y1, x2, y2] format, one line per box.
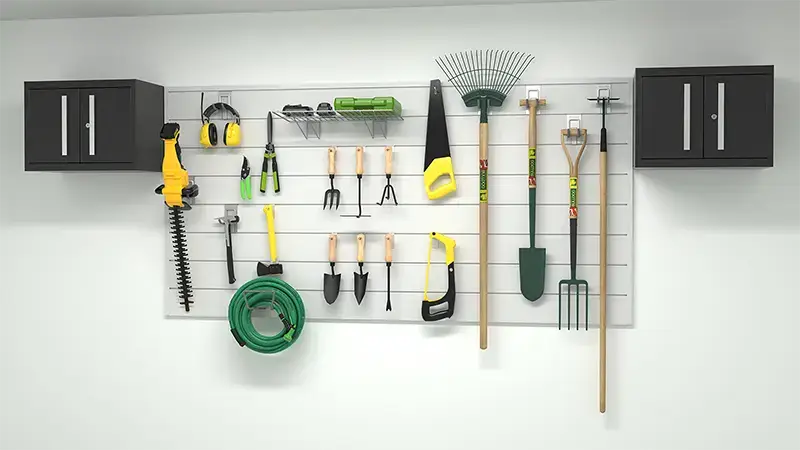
[423, 157, 456, 200]
[422, 261, 455, 321]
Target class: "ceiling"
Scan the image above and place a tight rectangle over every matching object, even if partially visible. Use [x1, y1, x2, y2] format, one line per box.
[0, 0, 594, 20]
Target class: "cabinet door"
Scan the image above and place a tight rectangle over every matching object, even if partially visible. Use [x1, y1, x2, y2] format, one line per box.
[704, 75, 773, 160]
[25, 88, 80, 164]
[638, 76, 704, 160]
[80, 87, 134, 163]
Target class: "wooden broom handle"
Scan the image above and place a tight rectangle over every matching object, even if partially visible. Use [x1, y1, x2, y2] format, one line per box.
[328, 147, 336, 175]
[356, 233, 365, 263]
[384, 146, 393, 175]
[328, 234, 337, 263]
[600, 151, 608, 414]
[356, 146, 364, 175]
[385, 233, 393, 263]
[479, 122, 489, 350]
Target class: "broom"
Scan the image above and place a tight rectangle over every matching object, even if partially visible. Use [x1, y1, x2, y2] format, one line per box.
[436, 50, 533, 349]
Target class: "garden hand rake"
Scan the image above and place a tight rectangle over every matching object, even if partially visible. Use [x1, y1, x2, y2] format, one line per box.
[558, 128, 589, 331]
[436, 49, 533, 350]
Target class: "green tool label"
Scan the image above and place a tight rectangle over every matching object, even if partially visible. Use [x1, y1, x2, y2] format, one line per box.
[569, 177, 578, 218]
[528, 147, 536, 188]
[479, 159, 488, 203]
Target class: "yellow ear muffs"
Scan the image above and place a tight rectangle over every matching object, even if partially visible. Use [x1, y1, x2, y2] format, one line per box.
[200, 122, 218, 148]
[223, 122, 241, 147]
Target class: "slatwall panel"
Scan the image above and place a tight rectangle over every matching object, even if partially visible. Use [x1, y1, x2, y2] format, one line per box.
[164, 80, 634, 327]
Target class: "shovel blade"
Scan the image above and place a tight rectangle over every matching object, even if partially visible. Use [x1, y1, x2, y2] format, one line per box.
[354, 273, 369, 305]
[323, 273, 341, 304]
[519, 247, 546, 301]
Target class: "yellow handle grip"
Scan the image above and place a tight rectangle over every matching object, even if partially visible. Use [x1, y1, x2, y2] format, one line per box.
[423, 157, 456, 200]
[264, 205, 277, 262]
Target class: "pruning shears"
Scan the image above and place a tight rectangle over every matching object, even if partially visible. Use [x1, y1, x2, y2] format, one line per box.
[260, 112, 281, 194]
[240, 156, 252, 200]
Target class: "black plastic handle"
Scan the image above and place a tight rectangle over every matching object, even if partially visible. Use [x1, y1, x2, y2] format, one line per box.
[226, 230, 236, 284]
[600, 128, 607, 153]
[422, 262, 456, 321]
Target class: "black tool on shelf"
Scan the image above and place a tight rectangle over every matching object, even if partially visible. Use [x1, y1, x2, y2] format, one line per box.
[377, 146, 398, 206]
[216, 205, 240, 285]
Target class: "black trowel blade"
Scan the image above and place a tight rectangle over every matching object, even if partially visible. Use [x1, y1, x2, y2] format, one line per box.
[323, 273, 341, 304]
[354, 272, 369, 305]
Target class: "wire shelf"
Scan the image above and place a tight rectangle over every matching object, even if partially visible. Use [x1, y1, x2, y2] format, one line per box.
[272, 109, 404, 139]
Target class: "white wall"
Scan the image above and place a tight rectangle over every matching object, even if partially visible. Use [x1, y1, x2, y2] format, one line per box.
[1, 2, 798, 449]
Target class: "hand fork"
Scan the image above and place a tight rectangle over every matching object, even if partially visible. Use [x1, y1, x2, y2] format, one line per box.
[558, 128, 589, 330]
[323, 147, 341, 210]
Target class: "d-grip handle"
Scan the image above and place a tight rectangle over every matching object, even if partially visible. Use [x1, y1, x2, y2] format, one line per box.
[423, 157, 456, 200]
[422, 262, 456, 321]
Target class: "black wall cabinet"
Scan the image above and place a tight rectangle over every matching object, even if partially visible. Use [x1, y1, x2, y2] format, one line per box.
[25, 79, 164, 171]
[635, 66, 773, 168]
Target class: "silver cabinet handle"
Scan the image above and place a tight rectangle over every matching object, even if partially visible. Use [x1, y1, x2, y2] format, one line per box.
[87, 94, 96, 156]
[61, 95, 68, 157]
[683, 83, 691, 151]
[717, 82, 725, 151]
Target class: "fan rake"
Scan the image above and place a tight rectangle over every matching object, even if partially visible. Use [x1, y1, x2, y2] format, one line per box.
[436, 49, 533, 349]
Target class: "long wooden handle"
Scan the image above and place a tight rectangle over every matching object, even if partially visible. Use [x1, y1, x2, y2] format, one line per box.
[328, 147, 336, 175]
[328, 234, 337, 263]
[600, 151, 608, 414]
[479, 122, 489, 350]
[356, 233, 365, 263]
[384, 146, 393, 175]
[385, 233, 393, 263]
[356, 146, 364, 175]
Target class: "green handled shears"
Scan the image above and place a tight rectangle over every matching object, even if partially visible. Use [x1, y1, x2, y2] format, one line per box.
[240, 156, 252, 200]
[260, 112, 281, 194]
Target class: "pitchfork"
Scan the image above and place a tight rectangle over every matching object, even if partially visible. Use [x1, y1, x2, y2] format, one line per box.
[558, 127, 589, 331]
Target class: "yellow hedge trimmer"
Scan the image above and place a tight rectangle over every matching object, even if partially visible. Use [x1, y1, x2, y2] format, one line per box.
[155, 123, 199, 312]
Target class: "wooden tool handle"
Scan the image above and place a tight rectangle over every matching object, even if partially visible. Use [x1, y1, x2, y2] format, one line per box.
[356, 146, 364, 175]
[328, 147, 336, 175]
[356, 233, 365, 263]
[520, 98, 546, 148]
[385, 233, 393, 263]
[479, 122, 489, 350]
[384, 146, 393, 175]
[328, 233, 337, 263]
[599, 152, 608, 414]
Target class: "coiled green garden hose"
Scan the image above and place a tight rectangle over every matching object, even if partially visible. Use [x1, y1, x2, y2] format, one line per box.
[228, 277, 305, 354]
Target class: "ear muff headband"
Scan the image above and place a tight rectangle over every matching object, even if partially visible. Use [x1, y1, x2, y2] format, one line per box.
[202, 103, 241, 124]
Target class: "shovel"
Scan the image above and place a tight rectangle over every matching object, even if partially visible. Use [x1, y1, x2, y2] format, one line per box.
[323, 234, 341, 304]
[353, 233, 368, 305]
[519, 96, 547, 301]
